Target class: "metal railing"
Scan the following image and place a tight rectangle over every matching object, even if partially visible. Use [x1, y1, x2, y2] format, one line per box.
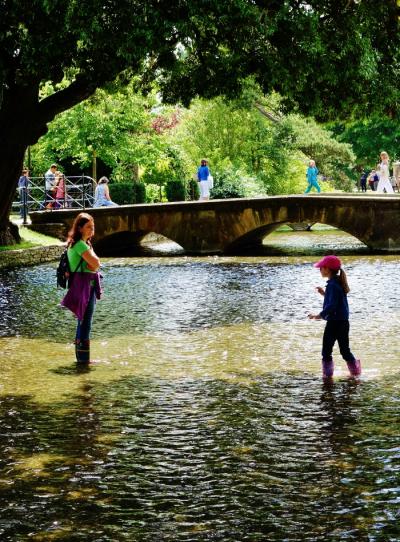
[13, 175, 96, 224]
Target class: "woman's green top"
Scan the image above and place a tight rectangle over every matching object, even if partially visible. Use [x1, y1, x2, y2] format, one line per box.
[67, 240, 92, 273]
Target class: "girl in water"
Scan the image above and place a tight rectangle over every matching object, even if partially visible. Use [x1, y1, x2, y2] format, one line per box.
[308, 255, 361, 380]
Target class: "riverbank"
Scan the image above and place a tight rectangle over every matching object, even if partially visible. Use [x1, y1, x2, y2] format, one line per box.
[0, 219, 63, 269]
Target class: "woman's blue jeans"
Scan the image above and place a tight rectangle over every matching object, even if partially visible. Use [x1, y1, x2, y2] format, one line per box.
[76, 287, 96, 342]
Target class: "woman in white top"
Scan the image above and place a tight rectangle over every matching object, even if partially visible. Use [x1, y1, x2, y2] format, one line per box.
[93, 176, 118, 207]
[376, 151, 394, 193]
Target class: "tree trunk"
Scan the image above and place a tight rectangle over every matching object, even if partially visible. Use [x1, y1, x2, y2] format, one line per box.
[132, 163, 139, 183]
[0, 78, 95, 245]
[0, 141, 27, 245]
[0, 82, 43, 245]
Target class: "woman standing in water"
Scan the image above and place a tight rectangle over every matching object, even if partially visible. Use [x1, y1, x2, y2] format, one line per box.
[61, 213, 102, 364]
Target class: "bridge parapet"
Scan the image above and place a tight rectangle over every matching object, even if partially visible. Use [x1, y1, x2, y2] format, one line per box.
[29, 195, 400, 254]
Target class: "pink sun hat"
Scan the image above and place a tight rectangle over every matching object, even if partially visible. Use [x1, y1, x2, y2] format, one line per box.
[313, 255, 342, 271]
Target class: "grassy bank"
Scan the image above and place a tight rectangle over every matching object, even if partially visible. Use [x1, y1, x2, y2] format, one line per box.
[0, 218, 62, 252]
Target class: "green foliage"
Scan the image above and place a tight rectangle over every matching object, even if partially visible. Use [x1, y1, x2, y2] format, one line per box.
[172, 97, 266, 176]
[110, 182, 146, 205]
[165, 179, 186, 202]
[30, 84, 157, 176]
[187, 178, 200, 201]
[211, 169, 246, 199]
[331, 118, 400, 169]
[3, 0, 400, 242]
[173, 93, 355, 195]
[278, 115, 356, 190]
[145, 184, 166, 204]
[29, 81, 357, 200]
[132, 183, 147, 205]
[3, 0, 400, 128]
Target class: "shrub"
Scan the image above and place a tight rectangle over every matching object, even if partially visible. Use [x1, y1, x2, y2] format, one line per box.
[211, 169, 246, 199]
[109, 182, 146, 205]
[165, 179, 186, 201]
[187, 178, 200, 200]
[132, 183, 146, 204]
[145, 183, 166, 203]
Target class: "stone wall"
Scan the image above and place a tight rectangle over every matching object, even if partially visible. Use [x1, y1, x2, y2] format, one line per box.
[0, 245, 64, 269]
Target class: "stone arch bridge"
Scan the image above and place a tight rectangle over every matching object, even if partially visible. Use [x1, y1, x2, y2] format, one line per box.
[29, 195, 400, 255]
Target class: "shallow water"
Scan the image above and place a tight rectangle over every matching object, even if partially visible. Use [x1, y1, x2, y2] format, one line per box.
[0, 230, 399, 541]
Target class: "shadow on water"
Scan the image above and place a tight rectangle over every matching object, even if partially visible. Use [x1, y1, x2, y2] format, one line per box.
[1, 229, 400, 540]
[0, 371, 399, 541]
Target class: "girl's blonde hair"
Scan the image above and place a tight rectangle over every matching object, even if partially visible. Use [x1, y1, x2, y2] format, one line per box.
[332, 268, 350, 294]
[380, 151, 389, 161]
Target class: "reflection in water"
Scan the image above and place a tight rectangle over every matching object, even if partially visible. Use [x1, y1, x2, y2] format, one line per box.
[260, 226, 369, 256]
[0, 239, 399, 540]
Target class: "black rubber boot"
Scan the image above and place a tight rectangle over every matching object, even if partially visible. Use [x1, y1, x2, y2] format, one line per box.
[75, 339, 90, 364]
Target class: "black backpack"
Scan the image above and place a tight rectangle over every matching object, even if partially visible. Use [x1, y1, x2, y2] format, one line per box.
[56, 248, 83, 289]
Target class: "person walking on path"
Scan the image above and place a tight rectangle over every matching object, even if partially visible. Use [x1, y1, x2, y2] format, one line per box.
[197, 159, 211, 201]
[41, 163, 57, 209]
[61, 213, 102, 364]
[308, 255, 361, 380]
[368, 169, 377, 191]
[376, 151, 394, 193]
[359, 170, 369, 192]
[54, 172, 66, 208]
[304, 159, 321, 194]
[93, 176, 118, 207]
[18, 168, 29, 218]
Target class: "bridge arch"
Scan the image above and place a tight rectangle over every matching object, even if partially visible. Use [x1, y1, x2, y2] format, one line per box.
[224, 219, 369, 253]
[93, 229, 184, 256]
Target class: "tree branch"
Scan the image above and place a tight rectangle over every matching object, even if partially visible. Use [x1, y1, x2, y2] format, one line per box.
[37, 76, 103, 124]
[254, 101, 282, 123]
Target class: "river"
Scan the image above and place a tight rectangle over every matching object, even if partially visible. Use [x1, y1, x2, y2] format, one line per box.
[0, 228, 399, 541]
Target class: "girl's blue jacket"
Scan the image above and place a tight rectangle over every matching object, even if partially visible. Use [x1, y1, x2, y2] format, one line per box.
[320, 277, 349, 320]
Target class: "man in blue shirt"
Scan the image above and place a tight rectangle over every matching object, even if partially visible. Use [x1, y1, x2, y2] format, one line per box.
[197, 159, 211, 201]
[18, 168, 29, 218]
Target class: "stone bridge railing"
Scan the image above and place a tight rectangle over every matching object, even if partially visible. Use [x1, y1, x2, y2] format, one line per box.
[29, 195, 400, 255]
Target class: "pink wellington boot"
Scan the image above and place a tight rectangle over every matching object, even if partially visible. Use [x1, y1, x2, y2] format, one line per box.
[347, 359, 361, 377]
[322, 358, 334, 379]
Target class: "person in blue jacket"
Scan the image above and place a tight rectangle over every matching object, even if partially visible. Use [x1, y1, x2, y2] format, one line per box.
[308, 255, 361, 380]
[197, 159, 211, 201]
[304, 159, 321, 193]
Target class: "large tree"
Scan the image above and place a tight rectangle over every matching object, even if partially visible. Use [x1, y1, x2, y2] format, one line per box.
[1, 0, 399, 243]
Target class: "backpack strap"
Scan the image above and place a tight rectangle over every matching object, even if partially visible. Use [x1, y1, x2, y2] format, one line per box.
[73, 257, 84, 273]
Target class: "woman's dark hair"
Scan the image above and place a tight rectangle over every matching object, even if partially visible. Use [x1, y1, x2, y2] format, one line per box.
[98, 176, 109, 184]
[67, 212, 94, 247]
[200, 159, 208, 166]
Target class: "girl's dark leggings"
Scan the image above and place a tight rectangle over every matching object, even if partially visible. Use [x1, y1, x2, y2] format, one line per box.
[322, 320, 355, 362]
